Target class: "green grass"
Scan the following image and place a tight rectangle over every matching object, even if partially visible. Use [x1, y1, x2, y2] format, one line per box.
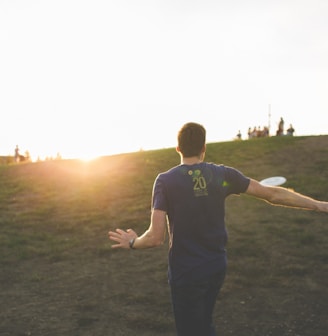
[0, 135, 327, 336]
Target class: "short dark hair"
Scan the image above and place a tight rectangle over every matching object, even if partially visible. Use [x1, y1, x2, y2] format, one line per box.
[177, 122, 206, 157]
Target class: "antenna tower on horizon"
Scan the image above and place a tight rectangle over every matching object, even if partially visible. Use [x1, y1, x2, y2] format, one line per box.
[268, 104, 271, 132]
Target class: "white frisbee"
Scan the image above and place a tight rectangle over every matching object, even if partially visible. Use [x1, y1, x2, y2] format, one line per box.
[260, 176, 287, 186]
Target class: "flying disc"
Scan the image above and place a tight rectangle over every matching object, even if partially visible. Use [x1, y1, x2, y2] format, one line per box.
[260, 176, 287, 186]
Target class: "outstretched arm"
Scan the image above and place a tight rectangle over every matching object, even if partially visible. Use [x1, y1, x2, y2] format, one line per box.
[246, 179, 328, 212]
[108, 209, 167, 249]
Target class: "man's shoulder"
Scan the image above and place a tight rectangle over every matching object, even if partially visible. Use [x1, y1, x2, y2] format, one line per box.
[156, 165, 180, 179]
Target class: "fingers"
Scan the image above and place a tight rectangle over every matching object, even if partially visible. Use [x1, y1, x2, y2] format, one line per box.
[108, 234, 127, 249]
[108, 233, 121, 243]
[112, 244, 122, 249]
[108, 228, 136, 249]
[108, 229, 129, 240]
[108, 231, 124, 245]
[115, 228, 126, 235]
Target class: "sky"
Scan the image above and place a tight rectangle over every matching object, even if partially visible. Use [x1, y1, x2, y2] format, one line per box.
[1, 0, 327, 160]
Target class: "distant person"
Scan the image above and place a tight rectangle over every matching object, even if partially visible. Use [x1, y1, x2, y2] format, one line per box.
[247, 127, 252, 139]
[263, 126, 269, 137]
[25, 150, 31, 162]
[236, 130, 242, 140]
[108, 122, 328, 336]
[276, 117, 284, 136]
[249, 126, 257, 138]
[257, 126, 261, 136]
[14, 145, 20, 163]
[286, 124, 295, 136]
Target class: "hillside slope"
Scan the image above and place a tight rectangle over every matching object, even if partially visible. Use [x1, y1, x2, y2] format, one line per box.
[0, 135, 327, 336]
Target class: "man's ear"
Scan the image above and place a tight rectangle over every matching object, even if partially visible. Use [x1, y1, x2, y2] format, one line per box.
[176, 146, 181, 153]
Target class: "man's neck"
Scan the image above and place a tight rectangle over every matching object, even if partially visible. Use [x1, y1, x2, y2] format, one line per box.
[181, 156, 202, 165]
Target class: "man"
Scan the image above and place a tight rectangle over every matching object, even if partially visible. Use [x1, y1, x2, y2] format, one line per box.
[108, 122, 328, 336]
[287, 124, 295, 136]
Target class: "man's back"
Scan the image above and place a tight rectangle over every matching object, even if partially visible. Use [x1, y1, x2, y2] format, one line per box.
[152, 162, 250, 285]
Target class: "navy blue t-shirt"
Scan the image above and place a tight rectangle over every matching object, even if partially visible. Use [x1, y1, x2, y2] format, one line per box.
[152, 162, 250, 285]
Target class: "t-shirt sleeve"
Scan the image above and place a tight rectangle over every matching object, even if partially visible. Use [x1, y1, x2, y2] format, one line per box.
[224, 166, 250, 195]
[152, 174, 168, 211]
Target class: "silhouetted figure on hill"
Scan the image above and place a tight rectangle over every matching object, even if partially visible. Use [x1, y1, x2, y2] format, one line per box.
[19, 154, 26, 162]
[249, 126, 257, 138]
[286, 124, 295, 136]
[248, 126, 269, 138]
[14, 145, 20, 163]
[24, 150, 31, 162]
[248, 127, 252, 139]
[257, 126, 269, 137]
[276, 117, 284, 136]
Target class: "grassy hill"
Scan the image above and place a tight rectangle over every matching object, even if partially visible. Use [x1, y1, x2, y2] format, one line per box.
[0, 135, 327, 336]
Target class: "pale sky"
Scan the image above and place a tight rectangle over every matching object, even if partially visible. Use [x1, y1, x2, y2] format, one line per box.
[1, 0, 327, 160]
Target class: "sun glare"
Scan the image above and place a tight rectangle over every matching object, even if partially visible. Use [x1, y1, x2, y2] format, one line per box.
[79, 154, 99, 162]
